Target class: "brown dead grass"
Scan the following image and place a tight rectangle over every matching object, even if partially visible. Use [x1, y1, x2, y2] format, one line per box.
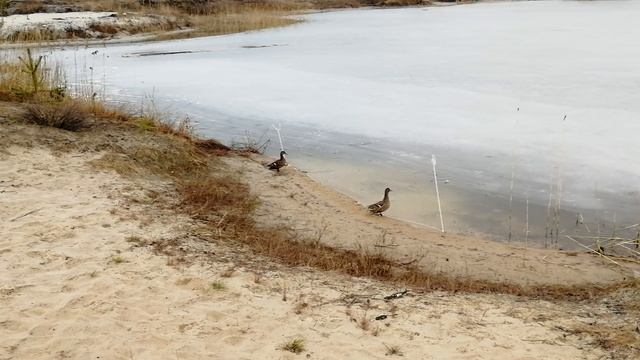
[0, 53, 65, 102]
[559, 322, 640, 358]
[21, 101, 89, 131]
[154, 9, 301, 41]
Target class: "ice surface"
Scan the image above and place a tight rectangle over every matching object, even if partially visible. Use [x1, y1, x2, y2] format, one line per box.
[47, 0, 640, 242]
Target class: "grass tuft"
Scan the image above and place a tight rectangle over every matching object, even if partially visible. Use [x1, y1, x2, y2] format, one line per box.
[294, 302, 309, 315]
[210, 281, 226, 291]
[111, 255, 125, 264]
[21, 102, 89, 131]
[281, 337, 305, 354]
[385, 344, 403, 356]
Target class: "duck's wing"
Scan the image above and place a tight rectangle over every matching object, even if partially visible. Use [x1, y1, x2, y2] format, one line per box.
[267, 159, 281, 170]
[368, 200, 384, 212]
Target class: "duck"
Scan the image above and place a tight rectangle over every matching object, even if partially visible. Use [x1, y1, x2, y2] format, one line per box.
[368, 188, 391, 215]
[267, 150, 288, 172]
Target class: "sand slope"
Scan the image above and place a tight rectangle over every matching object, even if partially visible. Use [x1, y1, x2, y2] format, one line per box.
[0, 120, 636, 359]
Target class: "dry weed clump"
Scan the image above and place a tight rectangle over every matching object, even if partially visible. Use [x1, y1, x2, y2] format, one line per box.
[92, 143, 207, 178]
[210, 280, 226, 291]
[21, 102, 89, 131]
[293, 301, 309, 314]
[384, 344, 403, 356]
[178, 174, 257, 226]
[281, 337, 305, 354]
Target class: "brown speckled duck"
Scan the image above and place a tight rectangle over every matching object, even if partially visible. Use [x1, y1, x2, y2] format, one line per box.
[267, 150, 287, 172]
[368, 187, 391, 215]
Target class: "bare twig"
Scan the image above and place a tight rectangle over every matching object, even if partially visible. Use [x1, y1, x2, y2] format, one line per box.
[10, 208, 43, 222]
[565, 235, 622, 266]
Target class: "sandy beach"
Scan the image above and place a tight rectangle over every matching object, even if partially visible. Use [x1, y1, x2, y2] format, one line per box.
[1, 101, 639, 359]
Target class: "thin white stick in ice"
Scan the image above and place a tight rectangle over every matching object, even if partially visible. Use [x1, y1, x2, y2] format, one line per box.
[272, 123, 285, 152]
[431, 154, 445, 233]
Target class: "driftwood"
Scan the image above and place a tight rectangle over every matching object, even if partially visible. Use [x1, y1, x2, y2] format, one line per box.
[384, 290, 408, 301]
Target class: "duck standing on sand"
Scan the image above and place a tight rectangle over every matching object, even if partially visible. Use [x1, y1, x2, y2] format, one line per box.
[368, 188, 391, 215]
[267, 150, 288, 172]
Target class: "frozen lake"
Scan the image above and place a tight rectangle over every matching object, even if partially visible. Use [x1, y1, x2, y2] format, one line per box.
[48, 0, 640, 247]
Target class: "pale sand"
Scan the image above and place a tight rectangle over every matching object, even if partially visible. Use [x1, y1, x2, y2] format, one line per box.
[229, 156, 639, 287]
[0, 125, 635, 358]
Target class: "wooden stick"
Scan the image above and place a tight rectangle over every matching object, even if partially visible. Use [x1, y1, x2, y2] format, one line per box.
[431, 155, 445, 233]
[272, 123, 285, 152]
[10, 208, 43, 222]
[565, 235, 622, 266]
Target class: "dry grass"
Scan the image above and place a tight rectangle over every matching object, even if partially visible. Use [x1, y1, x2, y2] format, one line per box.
[110, 255, 126, 264]
[10, 0, 47, 14]
[358, 312, 371, 331]
[0, 51, 65, 102]
[385, 344, 403, 356]
[21, 101, 89, 131]
[559, 322, 639, 358]
[293, 301, 309, 314]
[0, 0, 9, 15]
[161, 10, 301, 40]
[209, 280, 226, 291]
[281, 337, 305, 354]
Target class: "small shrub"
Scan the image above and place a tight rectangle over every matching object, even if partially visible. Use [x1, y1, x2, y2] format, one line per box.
[358, 314, 371, 331]
[385, 344, 403, 356]
[281, 337, 305, 354]
[210, 281, 226, 291]
[22, 102, 89, 131]
[88, 22, 120, 35]
[294, 302, 309, 315]
[111, 256, 125, 264]
[126, 235, 146, 246]
[253, 273, 264, 284]
[0, 0, 9, 16]
[134, 117, 157, 131]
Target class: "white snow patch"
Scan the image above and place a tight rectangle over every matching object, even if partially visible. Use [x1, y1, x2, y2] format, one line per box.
[0, 12, 117, 33]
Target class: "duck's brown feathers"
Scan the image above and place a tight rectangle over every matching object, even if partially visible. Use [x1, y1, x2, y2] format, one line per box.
[368, 188, 391, 215]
